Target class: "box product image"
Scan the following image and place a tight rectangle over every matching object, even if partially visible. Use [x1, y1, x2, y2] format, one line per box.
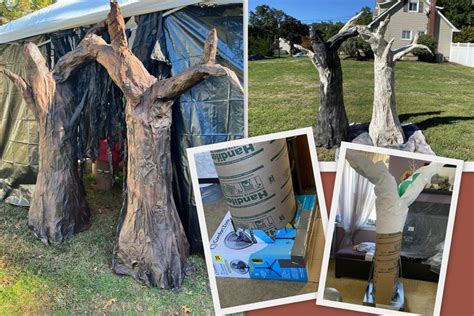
[188, 128, 327, 315]
[317, 142, 463, 316]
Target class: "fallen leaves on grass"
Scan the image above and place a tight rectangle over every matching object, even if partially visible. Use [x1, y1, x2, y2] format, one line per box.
[0, 256, 7, 268]
[0, 275, 12, 286]
[181, 305, 192, 314]
[103, 298, 116, 309]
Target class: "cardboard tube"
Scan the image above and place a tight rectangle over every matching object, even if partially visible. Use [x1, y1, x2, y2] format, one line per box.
[374, 232, 402, 305]
[211, 139, 297, 233]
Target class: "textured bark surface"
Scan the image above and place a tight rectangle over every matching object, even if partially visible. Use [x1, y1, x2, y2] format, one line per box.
[295, 12, 361, 148]
[0, 45, 91, 245]
[55, 1, 243, 289]
[357, 17, 432, 146]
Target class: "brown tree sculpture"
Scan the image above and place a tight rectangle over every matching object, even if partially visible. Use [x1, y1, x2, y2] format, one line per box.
[54, 1, 243, 289]
[0, 46, 91, 245]
[357, 16, 432, 146]
[294, 12, 362, 148]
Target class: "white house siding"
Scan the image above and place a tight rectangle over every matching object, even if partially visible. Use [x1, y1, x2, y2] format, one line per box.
[434, 14, 454, 58]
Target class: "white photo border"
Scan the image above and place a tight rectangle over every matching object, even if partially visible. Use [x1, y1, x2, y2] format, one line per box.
[315, 141, 464, 316]
[187, 127, 328, 315]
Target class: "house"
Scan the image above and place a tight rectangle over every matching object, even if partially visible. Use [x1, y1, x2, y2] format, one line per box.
[370, 0, 460, 59]
[273, 38, 292, 56]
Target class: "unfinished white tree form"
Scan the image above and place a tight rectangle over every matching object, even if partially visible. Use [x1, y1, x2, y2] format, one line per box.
[294, 12, 363, 148]
[345, 150, 444, 304]
[357, 16, 432, 146]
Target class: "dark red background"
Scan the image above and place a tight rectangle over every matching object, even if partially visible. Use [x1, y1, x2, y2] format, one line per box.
[248, 172, 474, 316]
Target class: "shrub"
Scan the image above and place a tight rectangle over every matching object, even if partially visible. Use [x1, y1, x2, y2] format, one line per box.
[454, 26, 474, 43]
[249, 36, 274, 56]
[413, 34, 437, 62]
[340, 37, 374, 60]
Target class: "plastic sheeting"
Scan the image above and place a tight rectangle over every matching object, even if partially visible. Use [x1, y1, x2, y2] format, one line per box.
[0, 4, 243, 252]
[166, 5, 244, 252]
[401, 201, 449, 259]
[0, 0, 241, 44]
[0, 36, 45, 198]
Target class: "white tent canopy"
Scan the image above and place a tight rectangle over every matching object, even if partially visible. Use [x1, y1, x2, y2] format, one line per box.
[0, 0, 241, 44]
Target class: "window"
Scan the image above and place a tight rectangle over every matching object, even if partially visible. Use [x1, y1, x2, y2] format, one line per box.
[417, 30, 426, 36]
[365, 209, 376, 226]
[408, 0, 419, 12]
[401, 30, 412, 40]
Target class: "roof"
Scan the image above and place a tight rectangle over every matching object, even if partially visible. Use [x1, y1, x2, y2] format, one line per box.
[368, 0, 459, 32]
[0, 0, 241, 44]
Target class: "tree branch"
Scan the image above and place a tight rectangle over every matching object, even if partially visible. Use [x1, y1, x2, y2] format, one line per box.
[145, 30, 243, 101]
[53, 34, 111, 83]
[376, 15, 390, 38]
[356, 25, 378, 47]
[108, 0, 128, 52]
[310, 28, 327, 47]
[382, 38, 395, 61]
[293, 44, 314, 58]
[0, 67, 36, 109]
[339, 10, 364, 34]
[293, 43, 319, 70]
[68, 91, 88, 128]
[393, 33, 433, 61]
[201, 28, 218, 64]
[54, 1, 155, 101]
[22, 42, 55, 113]
[328, 27, 358, 50]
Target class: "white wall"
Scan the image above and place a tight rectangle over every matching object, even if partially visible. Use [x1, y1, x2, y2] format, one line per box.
[450, 43, 474, 67]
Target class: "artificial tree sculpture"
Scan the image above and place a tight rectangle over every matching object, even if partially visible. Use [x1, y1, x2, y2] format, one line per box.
[294, 12, 362, 148]
[0, 46, 91, 245]
[54, 1, 243, 289]
[357, 16, 432, 146]
[345, 150, 444, 305]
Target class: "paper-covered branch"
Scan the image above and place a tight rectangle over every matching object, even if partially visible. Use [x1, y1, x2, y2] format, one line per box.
[147, 29, 243, 101]
[0, 67, 35, 108]
[357, 15, 390, 49]
[327, 11, 363, 50]
[393, 33, 432, 61]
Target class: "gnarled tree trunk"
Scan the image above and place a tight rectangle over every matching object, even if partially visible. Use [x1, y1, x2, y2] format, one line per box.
[357, 16, 432, 146]
[295, 12, 362, 148]
[54, 0, 243, 289]
[0, 45, 90, 245]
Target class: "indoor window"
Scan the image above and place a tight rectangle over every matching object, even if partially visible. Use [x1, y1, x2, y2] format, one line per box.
[401, 30, 412, 40]
[408, 0, 419, 12]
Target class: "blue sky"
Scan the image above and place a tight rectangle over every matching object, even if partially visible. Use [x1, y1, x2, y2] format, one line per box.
[249, 0, 375, 23]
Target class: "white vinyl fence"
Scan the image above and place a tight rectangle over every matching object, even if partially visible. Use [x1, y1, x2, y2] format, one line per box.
[450, 43, 474, 67]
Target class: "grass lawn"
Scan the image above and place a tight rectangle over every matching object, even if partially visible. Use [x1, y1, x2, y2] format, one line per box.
[248, 56, 474, 161]
[0, 180, 213, 315]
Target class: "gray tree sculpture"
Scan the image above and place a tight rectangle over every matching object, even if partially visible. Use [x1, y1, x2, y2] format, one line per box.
[54, 1, 243, 289]
[0, 46, 91, 245]
[357, 16, 432, 146]
[295, 12, 362, 148]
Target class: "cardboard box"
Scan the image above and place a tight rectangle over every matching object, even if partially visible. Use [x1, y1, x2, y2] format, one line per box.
[209, 194, 324, 282]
